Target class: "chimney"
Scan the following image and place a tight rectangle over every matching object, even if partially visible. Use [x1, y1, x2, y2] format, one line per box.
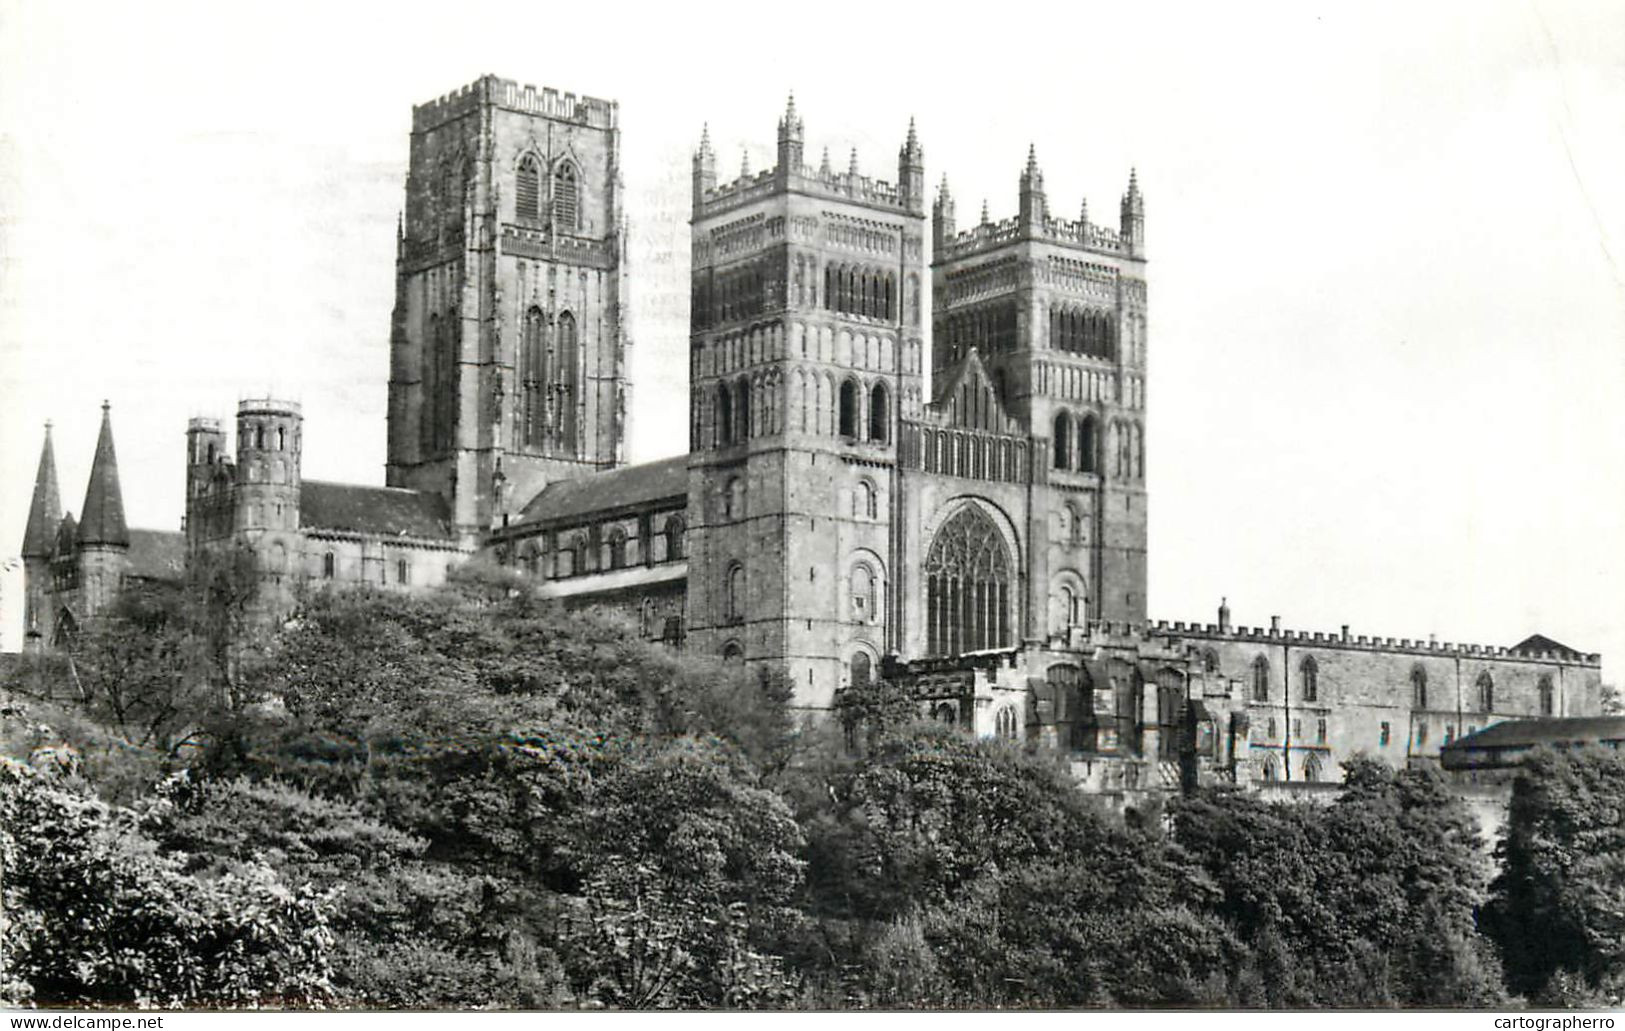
[1270, 615, 1281, 634]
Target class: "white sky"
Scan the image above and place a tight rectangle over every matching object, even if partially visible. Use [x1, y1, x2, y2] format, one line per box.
[2, 0, 1621, 679]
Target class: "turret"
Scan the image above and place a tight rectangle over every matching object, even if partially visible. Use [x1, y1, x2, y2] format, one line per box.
[75, 402, 130, 617]
[932, 173, 956, 251]
[691, 123, 717, 210]
[1120, 168, 1144, 256]
[186, 416, 228, 547]
[1018, 144, 1047, 228]
[898, 117, 925, 214]
[20, 422, 62, 650]
[775, 93, 803, 174]
[234, 399, 302, 533]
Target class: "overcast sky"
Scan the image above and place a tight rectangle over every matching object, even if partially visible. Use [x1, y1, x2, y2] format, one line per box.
[2, 0, 1620, 678]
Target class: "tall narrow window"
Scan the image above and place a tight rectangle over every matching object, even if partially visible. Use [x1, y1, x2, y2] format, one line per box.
[522, 306, 547, 447]
[553, 312, 578, 449]
[552, 161, 579, 229]
[725, 477, 745, 521]
[322, 552, 335, 579]
[1477, 671, 1495, 713]
[607, 529, 627, 570]
[516, 156, 541, 221]
[1300, 655, 1319, 702]
[854, 478, 877, 519]
[725, 563, 744, 622]
[1303, 752, 1324, 783]
[717, 383, 733, 446]
[995, 706, 1019, 741]
[868, 382, 889, 443]
[1053, 411, 1073, 469]
[1412, 665, 1429, 709]
[396, 559, 409, 584]
[736, 378, 751, 442]
[851, 651, 872, 689]
[851, 564, 876, 622]
[664, 515, 685, 560]
[1251, 656, 1270, 702]
[1079, 415, 1097, 473]
[838, 379, 858, 438]
[1539, 674, 1555, 716]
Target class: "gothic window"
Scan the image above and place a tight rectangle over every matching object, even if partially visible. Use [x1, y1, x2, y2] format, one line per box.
[868, 381, 889, 443]
[850, 651, 872, 689]
[572, 534, 589, 576]
[1058, 584, 1077, 630]
[664, 515, 685, 560]
[322, 551, 335, 579]
[995, 705, 1019, 741]
[640, 598, 656, 638]
[522, 306, 547, 447]
[924, 505, 1013, 656]
[1300, 655, 1319, 702]
[1303, 752, 1324, 783]
[1079, 415, 1098, 474]
[1053, 411, 1073, 469]
[717, 383, 733, 446]
[1260, 754, 1281, 782]
[736, 377, 752, 441]
[552, 160, 579, 229]
[725, 562, 744, 622]
[607, 528, 628, 570]
[1316, 717, 1327, 743]
[1477, 671, 1495, 713]
[725, 477, 745, 521]
[1251, 656, 1270, 702]
[851, 563, 877, 622]
[1411, 665, 1428, 709]
[553, 312, 578, 449]
[934, 703, 956, 726]
[277, 427, 285, 451]
[396, 559, 409, 584]
[1539, 674, 1555, 716]
[838, 379, 858, 438]
[1204, 649, 1220, 674]
[1057, 504, 1074, 542]
[516, 155, 541, 221]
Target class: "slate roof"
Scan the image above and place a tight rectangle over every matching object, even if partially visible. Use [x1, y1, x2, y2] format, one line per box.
[300, 481, 453, 539]
[78, 404, 129, 547]
[1511, 633, 1585, 659]
[1445, 716, 1625, 751]
[125, 529, 186, 582]
[21, 425, 61, 558]
[517, 455, 689, 526]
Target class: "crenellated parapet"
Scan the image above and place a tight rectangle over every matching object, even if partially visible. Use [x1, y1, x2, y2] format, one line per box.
[412, 75, 617, 133]
[937, 212, 1134, 263]
[696, 161, 914, 220]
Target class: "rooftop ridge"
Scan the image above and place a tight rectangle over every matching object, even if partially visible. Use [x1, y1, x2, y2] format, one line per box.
[1113, 617, 1604, 665]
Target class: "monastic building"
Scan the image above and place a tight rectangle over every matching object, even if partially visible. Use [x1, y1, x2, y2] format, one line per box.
[19, 76, 1605, 793]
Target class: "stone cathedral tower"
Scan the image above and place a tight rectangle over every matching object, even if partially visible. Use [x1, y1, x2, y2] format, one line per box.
[386, 76, 631, 541]
[684, 97, 929, 706]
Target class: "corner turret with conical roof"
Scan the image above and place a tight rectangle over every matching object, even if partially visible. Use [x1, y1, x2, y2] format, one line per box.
[19, 423, 62, 650]
[74, 401, 131, 617]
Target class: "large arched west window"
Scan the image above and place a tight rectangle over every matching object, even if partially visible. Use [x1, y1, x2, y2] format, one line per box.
[924, 505, 1013, 656]
[516, 155, 542, 221]
[1053, 411, 1073, 469]
[838, 379, 859, 438]
[868, 381, 889, 443]
[552, 160, 579, 229]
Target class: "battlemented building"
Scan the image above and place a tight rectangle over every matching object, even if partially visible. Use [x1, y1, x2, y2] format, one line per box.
[19, 76, 1605, 793]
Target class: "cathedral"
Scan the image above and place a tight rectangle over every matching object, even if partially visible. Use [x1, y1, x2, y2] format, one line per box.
[19, 76, 1604, 791]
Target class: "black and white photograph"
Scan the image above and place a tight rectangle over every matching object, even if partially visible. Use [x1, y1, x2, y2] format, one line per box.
[2, 0, 1622, 1015]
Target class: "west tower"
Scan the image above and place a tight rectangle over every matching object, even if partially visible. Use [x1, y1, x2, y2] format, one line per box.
[932, 153, 1148, 627]
[685, 98, 929, 708]
[386, 76, 630, 541]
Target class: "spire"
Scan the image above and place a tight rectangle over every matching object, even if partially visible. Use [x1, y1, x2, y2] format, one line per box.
[848, 147, 860, 178]
[906, 116, 920, 151]
[1025, 143, 1041, 180]
[980, 199, 990, 224]
[776, 93, 804, 171]
[778, 92, 800, 133]
[897, 117, 925, 212]
[938, 173, 952, 204]
[1119, 166, 1145, 253]
[1019, 144, 1047, 226]
[698, 122, 712, 157]
[819, 147, 832, 177]
[77, 401, 129, 548]
[20, 422, 61, 559]
[740, 147, 751, 178]
[1080, 196, 1089, 226]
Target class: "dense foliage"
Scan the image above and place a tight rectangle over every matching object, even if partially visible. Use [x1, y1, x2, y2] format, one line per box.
[2, 569, 1620, 1008]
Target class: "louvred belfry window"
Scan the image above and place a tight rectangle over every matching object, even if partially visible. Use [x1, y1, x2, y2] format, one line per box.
[516, 156, 541, 221]
[924, 505, 1013, 656]
[553, 161, 579, 229]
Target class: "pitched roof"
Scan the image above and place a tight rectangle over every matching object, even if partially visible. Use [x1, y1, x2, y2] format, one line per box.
[1511, 633, 1584, 659]
[516, 455, 689, 526]
[125, 529, 186, 582]
[1445, 716, 1625, 751]
[20, 424, 61, 558]
[929, 348, 1018, 433]
[299, 480, 453, 539]
[78, 403, 129, 547]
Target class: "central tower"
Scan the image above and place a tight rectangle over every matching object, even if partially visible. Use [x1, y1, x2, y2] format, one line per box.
[684, 98, 929, 708]
[386, 76, 630, 541]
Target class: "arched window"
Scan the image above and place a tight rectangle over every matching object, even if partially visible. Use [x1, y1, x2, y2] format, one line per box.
[552, 160, 579, 229]
[277, 426, 286, 451]
[516, 155, 541, 221]
[572, 534, 589, 576]
[854, 478, 877, 520]
[1053, 411, 1073, 469]
[1260, 754, 1281, 782]
[851, 563, 877, 622]
[640, 598, 656, 638]
[736, 377, 752, 441]
[868, 382, 889, 443]
[924, 505, 1013, 656]
[522, 306, 547, 446]
[607, 528, 627, 570]
[934, 703, 956, 726]
[838, 379, 858, 438]
[1078, 415, 1098, 474]
[1303, 753, 1324, 783]
[1477, 671, 1495, 713]
[664, 515, 685, 560]
[725, 562, 744, 622]
[995, 705, 1019, 741]
[722, 641, 743, 664]
[1412, 665, 1429, 709]
[716, 383, 733, 446]
[850, 651, 872, 689]
[1057, 584, 1077, 629]
[725, 477, 745, 521]
[1204, 649, 1220, 674]
[322, 551, 335, 579]
[1300, 655, 1319, 702]
[396, 558, 410, 584]
[1057, 505, 1074, 542]
[1539, 674, 1555, 716]
[553, 312, 578, 448]
[1251, 656, 1270, 702]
